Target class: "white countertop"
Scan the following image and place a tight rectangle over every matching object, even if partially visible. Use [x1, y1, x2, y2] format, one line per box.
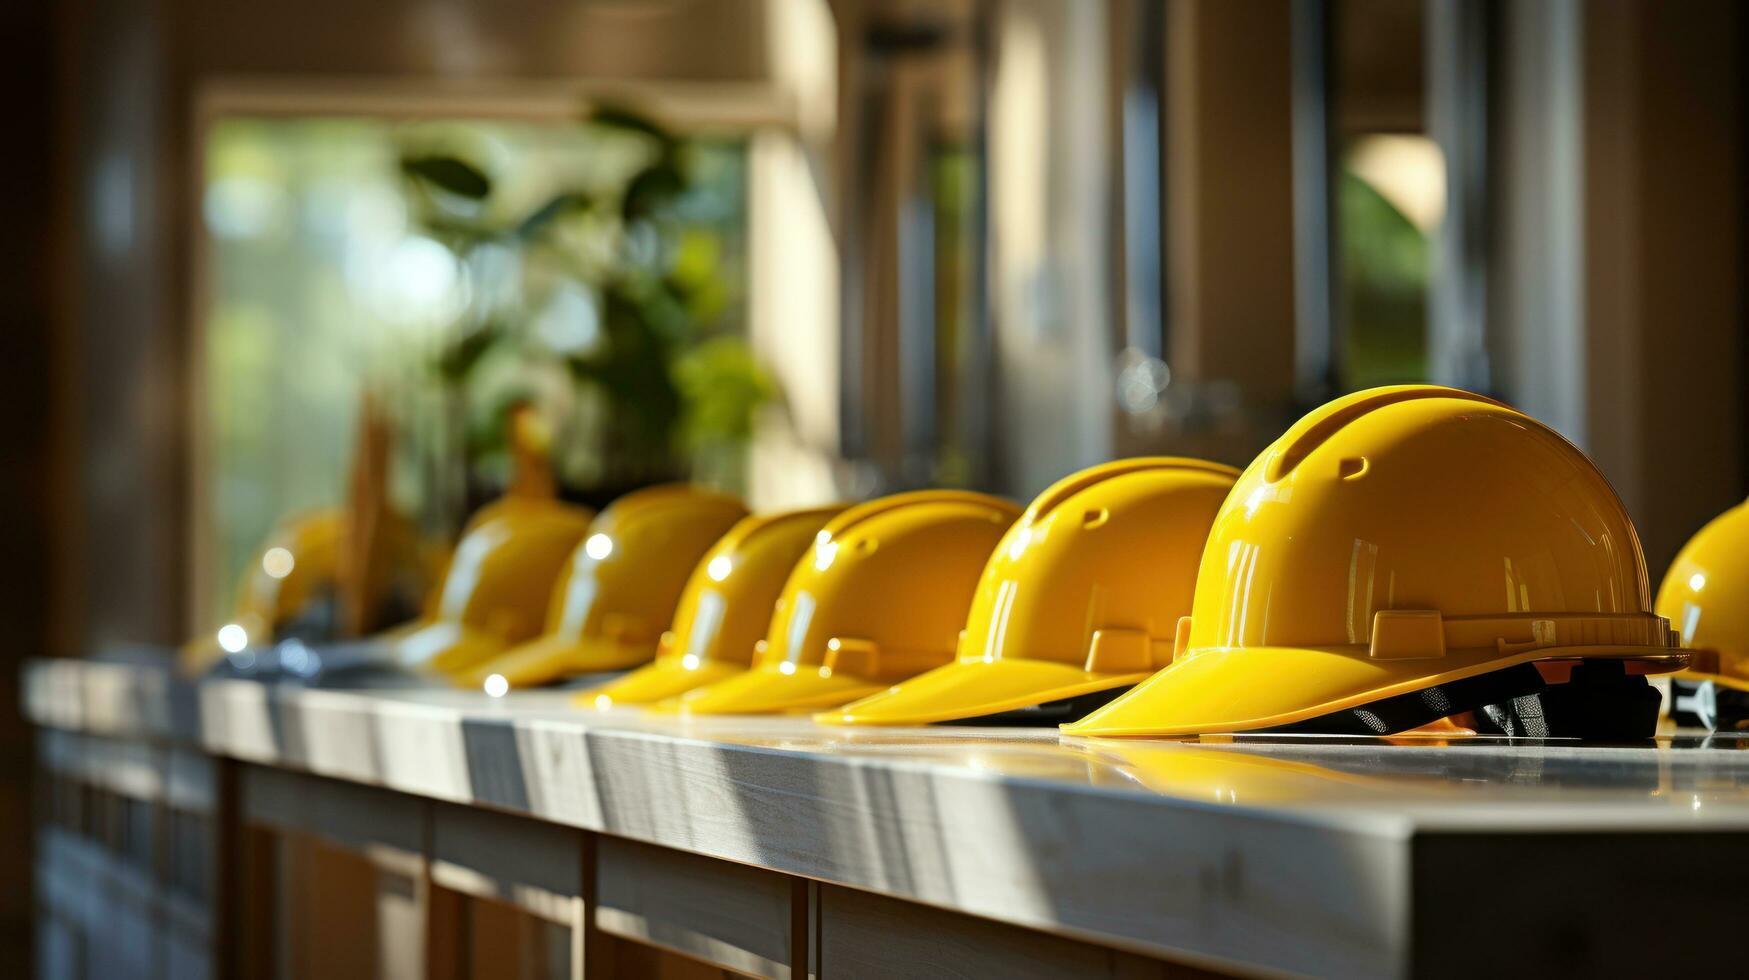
[25, 654, 1749, 978]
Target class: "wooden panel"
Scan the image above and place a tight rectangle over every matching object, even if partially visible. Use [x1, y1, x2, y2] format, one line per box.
[818, 885, 1105, 980]
[1581, 0, 1745, 573]
[816, 886, 1229, 980]
[81, 660, 179, 738]
[35, 828, 153, 965]
[166, 748, 219, 917]
[1412, 831, 1749, 978]
[1162, 0, 1297, 451]
[429, 805, 588, 978]
[277, 833, 381, 979]
[22, 660, 86, 732]
[235, 823, 277, 976]
[427, 884, 468, 980]
[237, 768, 429, 978]
[463, 894, 576, 980]
[376, 857, 426, 980]
[35, 727, 80, 780]
[37, 912, 80, 980]
[165, 921, 214, 980]
[430, 803, 583, 924]
[254, 830, 428, 980]
[78, 733, 165, 803]
[240, 765, 423, 875]
[594, 836, 795, 979]
[596, 931, 747, 980]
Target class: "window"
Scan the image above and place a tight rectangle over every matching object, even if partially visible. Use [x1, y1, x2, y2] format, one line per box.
[200, 113, 751, 626]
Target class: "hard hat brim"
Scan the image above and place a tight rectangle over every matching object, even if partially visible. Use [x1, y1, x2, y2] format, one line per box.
[1064, 642, 1689, 737]
[664, 663, 883, 716]
[577, 656, 745, 708]
[392, 620, 508, 677]
[816, 657, 1148, 726]
[462, 634, 655, 690]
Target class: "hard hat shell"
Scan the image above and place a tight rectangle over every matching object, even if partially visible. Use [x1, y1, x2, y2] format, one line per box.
[1657, 499, 1749, 692]
[1065, 385, 1688, 738]
[182, 508, 348, 673]
[579, 505, 848, 707]
[398, 497, 594, 675]
[666, 489, 1021, 715]
[462, 485, 748, 688]
[244, 509, 347, 629]
[818, 458, 1239, 726]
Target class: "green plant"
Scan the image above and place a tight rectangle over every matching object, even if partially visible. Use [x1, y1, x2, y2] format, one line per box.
[1339, 169, 1429, 388]
[397, 106, 771, 498]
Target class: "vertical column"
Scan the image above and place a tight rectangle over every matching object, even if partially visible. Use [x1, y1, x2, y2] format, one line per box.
[987, 0, 1118, 492]
[1425, 0, 1494, 393]
[1164, 0, 1300, 434]
[1290, 0, 1339, 401]
[1490, 0, 1585, 440]
[1580, 0, 1745, 572]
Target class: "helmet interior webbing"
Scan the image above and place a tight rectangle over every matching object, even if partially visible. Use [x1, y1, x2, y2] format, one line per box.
[1473, 660, 1660, 740]
[943, 686, 1133, 727]
[1264, 660, 1660, 740]
[1263, 664, 1548, 737]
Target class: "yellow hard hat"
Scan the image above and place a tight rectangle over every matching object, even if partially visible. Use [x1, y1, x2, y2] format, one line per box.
[182, 508, 348, 673]
[579, 505, 847, 707]
[462, 485, 749, 689]
[395, 497, 594, 676]
[1656, 499, 1749, 729]
[665, 489, 1021, 715]
[818, 458, 1239, 726]
[1065, 385, 1689, 740]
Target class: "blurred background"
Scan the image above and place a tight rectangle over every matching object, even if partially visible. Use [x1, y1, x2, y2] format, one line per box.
[0, 0, 1744, 968]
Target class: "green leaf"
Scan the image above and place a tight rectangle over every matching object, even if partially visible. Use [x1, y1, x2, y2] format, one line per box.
[673, 336, 776, 446]
[585, 105, 674, 144]
[401, 155, 491, 200]
[669, 229, 722, 290]
[564, 352, 611, 384]
[438, 324, 504, 381]
[516, 191, 595, 241]
[622, 162, 685, 222]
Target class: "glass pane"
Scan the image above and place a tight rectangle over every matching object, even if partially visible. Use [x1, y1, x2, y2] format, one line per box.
[201, 114, 752, 629]
[1332, 0, 1448, 392]
[1339, 133, 1443, 387]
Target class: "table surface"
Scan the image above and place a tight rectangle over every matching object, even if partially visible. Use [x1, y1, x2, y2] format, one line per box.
[24, 652, 1749, 979]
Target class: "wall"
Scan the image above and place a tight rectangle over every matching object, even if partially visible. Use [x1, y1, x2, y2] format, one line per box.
[1581, 0, 1745, 578]
[2, 0, 56, 971]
